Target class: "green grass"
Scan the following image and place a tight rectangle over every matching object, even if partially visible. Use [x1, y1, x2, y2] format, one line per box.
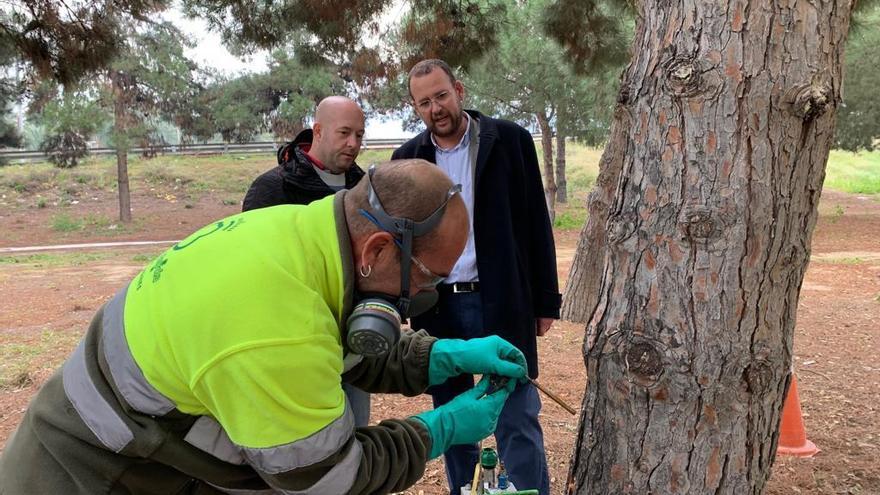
[533, 141, 602, 231]
[49, 212, 115, 232]
[136, 154, 274, 196]
[0, 249, 163, 267]
[0, 153, 277, 201]
[534, 141, 602, 196]
[824, 150, 880, 194]
[0, 327, 83, 389]
[357, 149, 394, 165]
[813, 256, 866, 265]
[1, 166, 58, 193]
[51, 213, 84, 232]
[0, 252, 115, 266]
[554, 209, 588, 230]
[131, 253, 156, 263]
[561, 144, 603, 193]
[1, 145, 876, 213]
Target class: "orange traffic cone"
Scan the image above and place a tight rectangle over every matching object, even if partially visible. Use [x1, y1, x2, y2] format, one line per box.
[777, 374, 819, 457]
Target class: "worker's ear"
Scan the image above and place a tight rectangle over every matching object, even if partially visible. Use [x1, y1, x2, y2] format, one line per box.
[313, 122, 323, 142]
[359, 231, 397, 272]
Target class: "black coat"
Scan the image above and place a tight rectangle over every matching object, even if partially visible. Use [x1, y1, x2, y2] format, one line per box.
[242, 129, 365, 211]
[392, 110, 561, 377]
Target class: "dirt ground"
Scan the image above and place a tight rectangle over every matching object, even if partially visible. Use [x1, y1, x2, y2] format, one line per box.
[1, 186, 878, 494]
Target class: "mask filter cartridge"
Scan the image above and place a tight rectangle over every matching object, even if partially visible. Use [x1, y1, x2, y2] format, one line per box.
[346, 299, 402, 356]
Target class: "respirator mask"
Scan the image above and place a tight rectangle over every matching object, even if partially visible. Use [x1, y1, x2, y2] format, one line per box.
[344, 165, 462, 358]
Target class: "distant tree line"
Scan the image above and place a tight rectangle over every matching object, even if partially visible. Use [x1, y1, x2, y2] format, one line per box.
[1, 2, 878, 491]
[0, 0, 876, 222]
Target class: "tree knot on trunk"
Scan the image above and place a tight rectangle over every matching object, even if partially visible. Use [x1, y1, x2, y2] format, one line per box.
[623, 339, 665, 386]
[607, 213, 637, 244]
[790, 82, 833, 121]
[780, 246, 808, 268]
[681, 208, 717, 240]
[664, 57, 703, 98]
[617, 85, 631, 105]
[742, 361, 775, 394]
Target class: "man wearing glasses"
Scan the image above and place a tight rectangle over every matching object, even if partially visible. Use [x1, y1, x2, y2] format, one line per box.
[392, 59, 561, 495]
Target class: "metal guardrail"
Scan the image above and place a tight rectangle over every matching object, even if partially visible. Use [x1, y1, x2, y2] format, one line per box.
[0, 138, 412, 163]
[0, 134, 546, 164]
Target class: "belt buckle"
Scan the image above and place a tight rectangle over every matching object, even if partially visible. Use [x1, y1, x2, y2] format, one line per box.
[453, 282, 475, 293]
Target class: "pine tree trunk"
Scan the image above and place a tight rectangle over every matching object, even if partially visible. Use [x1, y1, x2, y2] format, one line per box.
[116, 146, 131, 223]
[566, 0, 855, 493]
[560, 108, 628, 323]
[536, 111, 556, 222]
[111, 70, 132, 223]
[556, 132, 568, 203]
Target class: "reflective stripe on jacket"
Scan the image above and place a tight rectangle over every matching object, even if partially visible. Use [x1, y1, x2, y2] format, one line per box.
[22, 192, 436, 494]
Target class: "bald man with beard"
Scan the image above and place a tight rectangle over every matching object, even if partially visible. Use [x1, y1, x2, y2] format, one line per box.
[243, 96, 367, 210]
[242, 96, 372, 426]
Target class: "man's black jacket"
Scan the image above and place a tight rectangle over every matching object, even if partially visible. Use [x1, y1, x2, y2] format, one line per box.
[392, 110, 561, 378]
[242, 129, 365, 211]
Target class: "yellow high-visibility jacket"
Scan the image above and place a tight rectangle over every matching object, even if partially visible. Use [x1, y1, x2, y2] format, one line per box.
[1, 192, 436, 495]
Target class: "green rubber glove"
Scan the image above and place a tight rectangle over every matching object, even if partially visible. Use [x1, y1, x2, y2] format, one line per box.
[428, 335, 528, 386]
[413, 375, 515, 459]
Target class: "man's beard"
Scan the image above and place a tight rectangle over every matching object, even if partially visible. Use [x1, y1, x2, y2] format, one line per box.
[429, 109, 463, 138]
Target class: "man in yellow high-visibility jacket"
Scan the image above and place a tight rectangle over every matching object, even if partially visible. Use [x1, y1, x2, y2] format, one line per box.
[0, 159, 527, 495]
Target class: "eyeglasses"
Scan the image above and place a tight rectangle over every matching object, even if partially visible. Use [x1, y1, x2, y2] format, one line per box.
[415, 91, 452, 112]
[410, 252, 445, 289]
[357, 165, 461, 293]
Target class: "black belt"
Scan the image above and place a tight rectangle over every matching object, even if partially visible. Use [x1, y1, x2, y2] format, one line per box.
[438, 282, 480, 294]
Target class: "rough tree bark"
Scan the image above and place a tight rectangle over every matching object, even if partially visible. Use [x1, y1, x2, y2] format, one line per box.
[536, 110, 557, 221]
[111, 70, 132, 223]
[566, 0, 854, 493]
[556, 132, 568, 203]
[560, 107, 628, 323]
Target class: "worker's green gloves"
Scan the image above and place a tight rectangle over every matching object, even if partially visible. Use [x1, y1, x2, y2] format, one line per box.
[413, 375, 516, 459]
[428, 335, 528, 386]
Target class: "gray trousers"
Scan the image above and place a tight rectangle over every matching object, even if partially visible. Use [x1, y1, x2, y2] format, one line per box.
[0, 307, 266, 495]
[0, 370, 227, 494]
[342, 383, 371, 427]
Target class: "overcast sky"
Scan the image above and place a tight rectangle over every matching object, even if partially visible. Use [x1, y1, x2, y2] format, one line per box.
[162, 10, 268, 76]
[164, 5, 415, 139]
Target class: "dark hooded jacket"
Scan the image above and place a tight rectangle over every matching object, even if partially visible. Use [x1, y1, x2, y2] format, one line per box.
[242, 129, 365, 211]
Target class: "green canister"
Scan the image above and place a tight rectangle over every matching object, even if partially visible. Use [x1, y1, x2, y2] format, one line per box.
[480, 447, 498, 469]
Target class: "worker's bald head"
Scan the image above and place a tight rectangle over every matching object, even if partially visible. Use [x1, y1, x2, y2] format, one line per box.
[311, 96, 365, 173]
[315, 96, 363, 124]
[345, 160, 468, 297]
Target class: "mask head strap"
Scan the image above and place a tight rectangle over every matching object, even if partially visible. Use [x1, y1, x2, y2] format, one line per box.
[357, 165, 461, 314]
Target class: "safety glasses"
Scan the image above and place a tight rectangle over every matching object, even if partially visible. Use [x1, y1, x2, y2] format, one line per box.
[410, 252, 445, 289]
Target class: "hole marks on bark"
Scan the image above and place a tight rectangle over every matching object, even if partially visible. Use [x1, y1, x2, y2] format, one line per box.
[624, 340, 664, 385]
[663, 56, 723, 101]
[607, 213, 637, 244]
[743, 361, 774, 394]
[682, 208, 717, 240]
[664, 57, 704, 98]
